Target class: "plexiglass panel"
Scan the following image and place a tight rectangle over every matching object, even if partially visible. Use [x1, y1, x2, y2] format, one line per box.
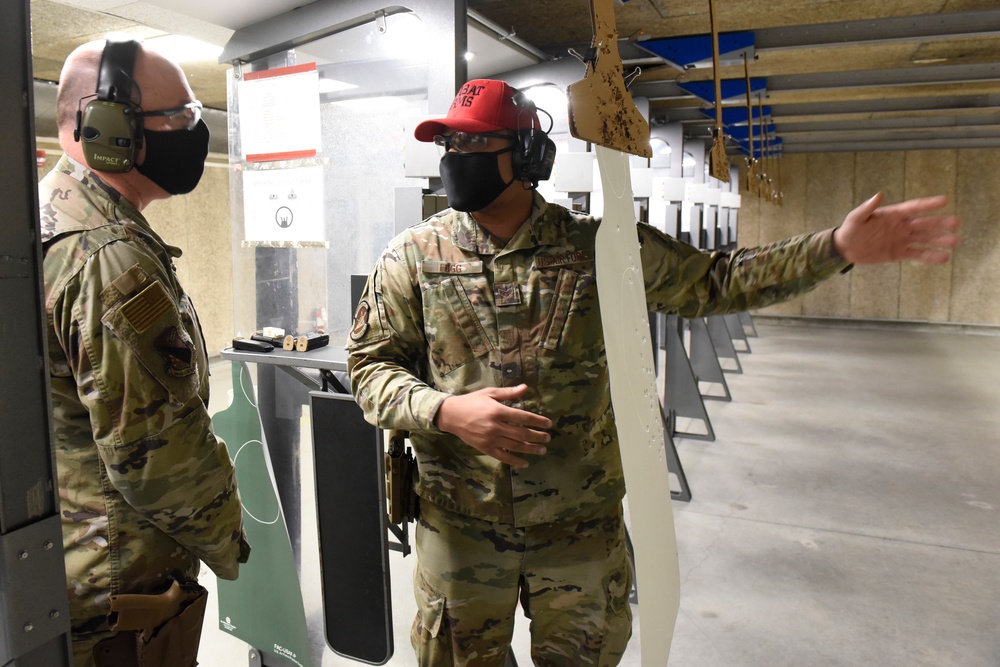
[227, 11, 432, 343]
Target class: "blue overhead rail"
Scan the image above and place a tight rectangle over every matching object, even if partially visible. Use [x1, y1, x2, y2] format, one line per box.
[642, 31, 755, 71]
[728, 120, 782, 157]
[719, 105, 770, 126]
[680, 77, 766, 104]
[642, 31, 778, 154]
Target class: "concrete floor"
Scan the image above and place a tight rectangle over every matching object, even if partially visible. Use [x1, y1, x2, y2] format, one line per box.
[198, 320, 1000, 666]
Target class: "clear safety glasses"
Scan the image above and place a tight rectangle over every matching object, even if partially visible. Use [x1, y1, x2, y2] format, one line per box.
[137, 100, 203, 130]
[433, 131, 513, 153]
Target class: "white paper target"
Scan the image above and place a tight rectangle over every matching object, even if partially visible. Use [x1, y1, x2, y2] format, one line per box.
[595, 145, 681, 665]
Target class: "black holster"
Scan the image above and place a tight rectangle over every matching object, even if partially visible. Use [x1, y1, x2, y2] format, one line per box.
[93, 579, 208, 667]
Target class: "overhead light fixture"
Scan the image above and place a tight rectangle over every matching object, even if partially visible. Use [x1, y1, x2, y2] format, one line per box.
[519, 83, 568, 115]
[142, 35, 223, 63]
[380, 11, 428, 61]
[464, 51, 475, 61]
[651, 137, 672, 155]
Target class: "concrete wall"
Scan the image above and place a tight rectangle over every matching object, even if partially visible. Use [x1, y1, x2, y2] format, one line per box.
[145, 160, 234, 357]
[737, 150, 1000, 327]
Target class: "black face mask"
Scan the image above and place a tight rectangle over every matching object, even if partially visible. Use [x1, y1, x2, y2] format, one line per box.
[136, 119, 210, 195]
[439, 146, 515, 212]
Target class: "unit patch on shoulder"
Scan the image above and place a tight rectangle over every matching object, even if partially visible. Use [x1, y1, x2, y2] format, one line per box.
[155, 326, 195, 376]
[350, 300, 371, 341]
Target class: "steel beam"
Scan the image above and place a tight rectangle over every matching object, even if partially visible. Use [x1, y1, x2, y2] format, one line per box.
[0, 1, 72, 665]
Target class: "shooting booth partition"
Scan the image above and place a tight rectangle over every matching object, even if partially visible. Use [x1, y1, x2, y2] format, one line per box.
[1, 1, 73, 664]
[215, 1, 468, 664]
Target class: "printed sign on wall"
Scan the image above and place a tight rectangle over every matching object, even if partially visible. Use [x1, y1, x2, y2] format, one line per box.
[242, 166, 325, 246]
[237, 62, 321, 162]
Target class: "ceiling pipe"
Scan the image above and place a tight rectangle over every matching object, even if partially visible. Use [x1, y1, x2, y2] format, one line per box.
[467, 8, 552, 61]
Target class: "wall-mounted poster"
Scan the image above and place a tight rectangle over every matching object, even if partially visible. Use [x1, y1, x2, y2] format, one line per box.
[237, 62, 321, 162]
[242, 166, 326, 247]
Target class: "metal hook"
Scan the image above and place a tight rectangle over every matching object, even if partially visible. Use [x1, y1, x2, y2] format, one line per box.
[568, 46, 599, 72]
[568, 47, 590, 64]
[624, 66, 641, 90]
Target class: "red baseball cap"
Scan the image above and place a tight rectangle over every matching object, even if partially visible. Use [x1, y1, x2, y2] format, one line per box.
[414, 79, 539, 142]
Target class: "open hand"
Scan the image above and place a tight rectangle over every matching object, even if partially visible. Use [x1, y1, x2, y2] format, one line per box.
[436, 384, 552, 468]
[832, 192, 962, 265]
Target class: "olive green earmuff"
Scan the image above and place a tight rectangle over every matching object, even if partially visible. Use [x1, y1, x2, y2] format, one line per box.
[74, 38, 142, 173]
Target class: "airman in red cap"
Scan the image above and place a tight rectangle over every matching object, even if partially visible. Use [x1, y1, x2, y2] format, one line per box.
[348, 79, 961, 666]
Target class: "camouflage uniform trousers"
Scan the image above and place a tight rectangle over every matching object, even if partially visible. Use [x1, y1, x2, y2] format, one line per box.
[72, 634, 103, 667]
[412, 500, 633, 666]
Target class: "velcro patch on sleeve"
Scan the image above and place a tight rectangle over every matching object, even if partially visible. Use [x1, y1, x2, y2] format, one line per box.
[350, 300, 371, 341]
[120, 281, 173, 335]
[102, 278, 199, 406]
[99, 263, 149, 308]
[110, 264, 148, 299]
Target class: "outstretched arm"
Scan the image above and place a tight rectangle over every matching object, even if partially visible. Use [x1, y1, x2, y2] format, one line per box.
[833, 193, 962, 265]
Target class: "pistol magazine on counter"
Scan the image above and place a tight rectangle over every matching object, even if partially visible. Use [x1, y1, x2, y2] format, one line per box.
[232, 337, 272, 353]
[283, 331, 330, 352]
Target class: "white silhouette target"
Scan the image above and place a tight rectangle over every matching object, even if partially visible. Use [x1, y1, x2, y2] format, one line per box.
[595, 145, 680, 664]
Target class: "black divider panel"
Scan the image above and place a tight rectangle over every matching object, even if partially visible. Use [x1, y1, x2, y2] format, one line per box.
[310, 392, 392, 665]
[351, 274, 367, 316]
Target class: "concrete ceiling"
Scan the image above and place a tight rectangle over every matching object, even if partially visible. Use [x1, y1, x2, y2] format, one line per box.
[27, 0, 1000, 154]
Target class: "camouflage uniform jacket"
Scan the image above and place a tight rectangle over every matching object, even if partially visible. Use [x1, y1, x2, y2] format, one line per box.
[40, 155, 250, 635]
[348, 191, 849, 527]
